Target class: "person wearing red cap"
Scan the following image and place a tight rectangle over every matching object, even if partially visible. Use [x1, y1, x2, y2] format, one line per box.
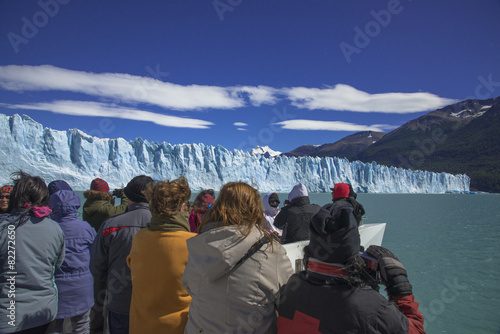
[82, 178, 129, 231]
[82, 178, 128, 334]
[0, 185, 12, 213]
[331, 183, 365, 226]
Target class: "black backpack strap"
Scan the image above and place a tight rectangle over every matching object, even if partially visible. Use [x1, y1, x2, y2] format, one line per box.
[233, 235, 271, 270]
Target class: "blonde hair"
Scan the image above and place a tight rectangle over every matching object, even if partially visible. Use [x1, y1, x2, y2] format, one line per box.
[200, 181, 266, 237]
[145, 176, 191, 216]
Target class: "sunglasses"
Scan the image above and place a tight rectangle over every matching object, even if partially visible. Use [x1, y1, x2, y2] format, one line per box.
[0, 195, 10, 199]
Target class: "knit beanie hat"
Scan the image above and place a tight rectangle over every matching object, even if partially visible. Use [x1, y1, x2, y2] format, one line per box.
[0, 185, 12, 193]
[306, 203, 360, 264]
[91, 178, 110, 193]
[124, 175, 154, 203]
[48, 180, 73, 195]
[332, 183, 350, 199]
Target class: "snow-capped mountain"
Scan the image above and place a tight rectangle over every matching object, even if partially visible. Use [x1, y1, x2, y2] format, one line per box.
[250, 145, 282, 158]
[0, 114, 470, 193]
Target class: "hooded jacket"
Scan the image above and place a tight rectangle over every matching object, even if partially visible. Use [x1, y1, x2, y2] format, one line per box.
[277, 271, 425, 334]
[0, 210, 65, 333]
[274, 184, 321, 243]
[50, 189, 96, 319]
[182, 223, 294, 334]
[277, 199, 425, 334]
[90, 202, 152, 315]
[262, 192, 283, 236]
[82, 190, 129, 231]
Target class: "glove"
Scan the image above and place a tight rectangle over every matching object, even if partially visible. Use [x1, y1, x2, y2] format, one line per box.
[366, 245, 413, 297]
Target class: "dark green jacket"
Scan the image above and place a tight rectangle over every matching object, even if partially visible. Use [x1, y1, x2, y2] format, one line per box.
[82, 190, 129, 231]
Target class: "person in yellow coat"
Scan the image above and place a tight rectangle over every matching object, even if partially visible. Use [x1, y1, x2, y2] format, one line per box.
[127, 176, 195, 334]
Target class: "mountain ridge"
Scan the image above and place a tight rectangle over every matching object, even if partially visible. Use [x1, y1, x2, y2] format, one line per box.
[284, 131, 386, 159]
[283, 97, 500, 192]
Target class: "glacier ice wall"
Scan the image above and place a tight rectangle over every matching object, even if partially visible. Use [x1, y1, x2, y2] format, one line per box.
[0, 114, 470, 193]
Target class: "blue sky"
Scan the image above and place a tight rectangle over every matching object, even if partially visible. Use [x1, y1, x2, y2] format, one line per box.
[0, 0, 499, 153]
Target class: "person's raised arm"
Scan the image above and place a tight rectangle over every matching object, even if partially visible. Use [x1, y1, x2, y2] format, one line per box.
[366, 245, 426, 334]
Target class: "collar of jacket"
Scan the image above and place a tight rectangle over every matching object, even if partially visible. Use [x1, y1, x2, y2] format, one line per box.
[147, 211, 190, 232]
[290, 196, 310, 206]
[128, 202, 149, 211]
[307, 258, 348, 277]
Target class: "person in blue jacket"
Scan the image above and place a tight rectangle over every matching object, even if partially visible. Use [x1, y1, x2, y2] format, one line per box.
[45, 180, 97, 334]
[0, 171, 65, 334]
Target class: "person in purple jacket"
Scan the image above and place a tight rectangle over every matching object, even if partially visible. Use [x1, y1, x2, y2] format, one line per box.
[46, 180, 97, 334]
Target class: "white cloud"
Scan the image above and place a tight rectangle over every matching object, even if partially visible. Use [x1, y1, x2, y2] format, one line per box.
[230, 86, 279, 106]
[284, 84, 457, 113]
[6, 100, 214, 129]
[0, 65, 456, 114]
[275, 119, 395, 132]
[236, 128, 248, 131]
[233, 122, 248, 126]
[0, 65, 243, 110]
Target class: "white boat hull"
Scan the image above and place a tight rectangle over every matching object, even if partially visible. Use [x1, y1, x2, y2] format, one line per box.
[282, 223, 386, 272]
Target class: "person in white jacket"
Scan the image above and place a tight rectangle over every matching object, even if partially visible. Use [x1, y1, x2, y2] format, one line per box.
[262, 192, 283, 237]
[182, 182, 294, 334]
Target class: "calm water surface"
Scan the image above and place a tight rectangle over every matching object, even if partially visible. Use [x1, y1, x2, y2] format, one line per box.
[78, 192, 500, 333]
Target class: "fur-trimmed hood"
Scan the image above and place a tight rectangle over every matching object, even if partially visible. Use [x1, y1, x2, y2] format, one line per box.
[84, 190, 112, 201]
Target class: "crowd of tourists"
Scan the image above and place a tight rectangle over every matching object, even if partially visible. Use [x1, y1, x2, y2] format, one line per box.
[0, 171, 425, 334]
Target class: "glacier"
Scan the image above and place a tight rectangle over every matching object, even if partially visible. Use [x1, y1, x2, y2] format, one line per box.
[0, 114, 470, 193]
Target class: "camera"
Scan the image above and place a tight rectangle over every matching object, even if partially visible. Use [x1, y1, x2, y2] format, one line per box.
[360, 251, 378, 271]
[112, 188, 123, 197]
[360, 251, 381, 286]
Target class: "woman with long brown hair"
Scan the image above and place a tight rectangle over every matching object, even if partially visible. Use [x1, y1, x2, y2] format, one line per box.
[182, 181, 293, 334]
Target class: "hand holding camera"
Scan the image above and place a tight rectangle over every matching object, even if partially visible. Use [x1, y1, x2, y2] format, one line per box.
[365, 245, 413, 297]
[112, 188, 123, 197]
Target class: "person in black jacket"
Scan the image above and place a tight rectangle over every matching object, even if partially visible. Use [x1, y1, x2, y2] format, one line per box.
[277, 203, 425, 334]
[273, 183, 320, 244]
[331, 182, 365, 226]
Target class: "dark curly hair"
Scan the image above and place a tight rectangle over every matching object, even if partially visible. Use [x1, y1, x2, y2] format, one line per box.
[145, 176, 191, 216]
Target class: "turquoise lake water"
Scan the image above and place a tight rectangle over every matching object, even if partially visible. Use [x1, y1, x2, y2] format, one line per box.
[78, 192, 500, 333]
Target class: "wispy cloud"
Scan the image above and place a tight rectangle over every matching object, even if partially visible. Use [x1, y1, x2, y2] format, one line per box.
[230, 86, 279, 106]
[284, 84, 457, 113]
[0, 65, 243, 110]
[6, 100, 214, 129]
[275, 119, 395, 132]
[0, 65, 456, 114]
[233, 122, 248, 131]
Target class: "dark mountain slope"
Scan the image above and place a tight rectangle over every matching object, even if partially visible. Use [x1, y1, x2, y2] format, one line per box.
[285, 131, 385, 160]
[355, 97, 500, 192]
